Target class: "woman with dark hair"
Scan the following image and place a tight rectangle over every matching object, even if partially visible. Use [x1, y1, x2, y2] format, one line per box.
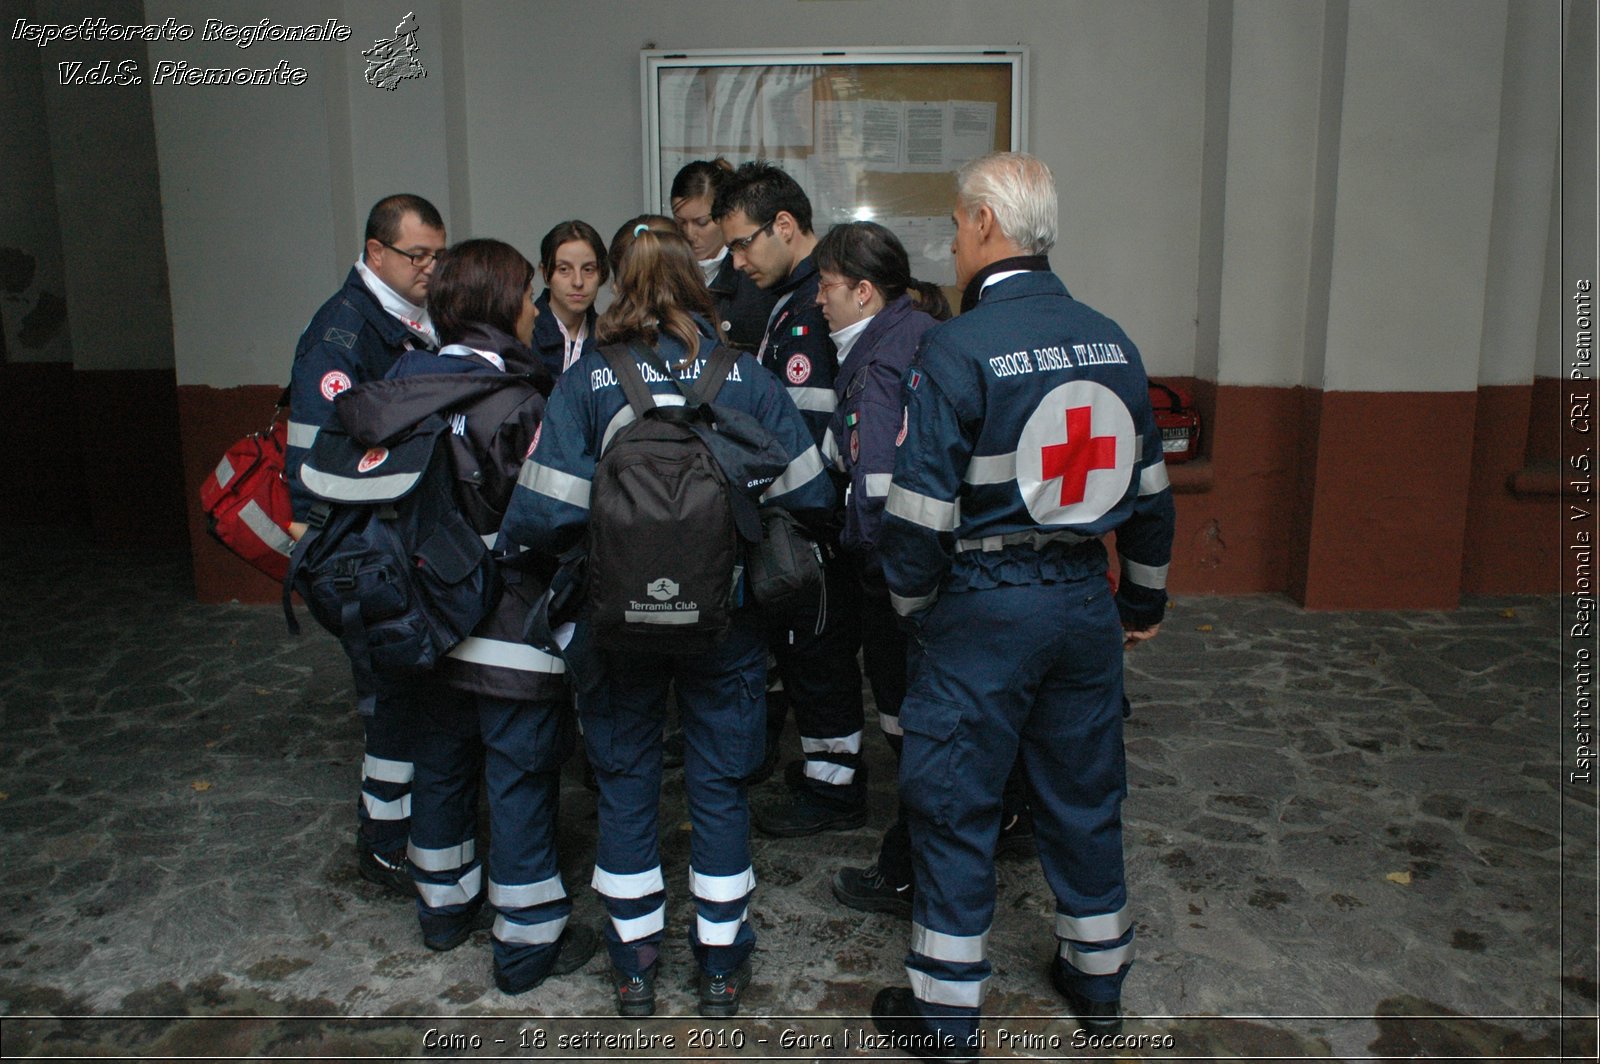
[339, 238, 599, 994]
[669, 158, 777, 352]
[500, 224, 832, 1019]
[533, 219, 609, 377]
[811, 222, 1037, 924]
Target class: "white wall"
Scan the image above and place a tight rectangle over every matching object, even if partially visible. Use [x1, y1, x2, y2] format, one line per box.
[133, 0, 1563, 393]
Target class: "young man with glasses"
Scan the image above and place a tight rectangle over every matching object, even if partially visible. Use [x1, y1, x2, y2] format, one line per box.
[713, 162, 869, 839]
[284, 193, 446, 899]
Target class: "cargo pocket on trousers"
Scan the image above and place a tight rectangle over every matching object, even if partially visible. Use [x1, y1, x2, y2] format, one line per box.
[897, 694, 965, 827]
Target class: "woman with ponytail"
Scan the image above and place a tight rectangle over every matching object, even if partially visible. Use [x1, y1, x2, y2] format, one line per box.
[669, 158, 778, 352]
[500, 221, 832, 1020]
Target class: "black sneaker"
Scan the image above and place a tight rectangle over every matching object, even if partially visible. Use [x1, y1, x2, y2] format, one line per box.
[697, 959, 751, 1017]
[358, 845, 416, 899]
[870, 986, 978, 1063]
[493, 924, 600, 994]
[754, 789, 867, 837]
[1049, 962, 1122, 1035]
[832, 863, 913, 918]
[422, 903, 493, 952]
[613, 964, 657, 1017]
[996, 809, 1037, 860]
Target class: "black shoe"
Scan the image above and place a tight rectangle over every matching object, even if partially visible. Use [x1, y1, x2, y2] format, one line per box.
[783, 758, 807, 792]
[754, 789, 867, 837]
[423, 903, 493, 952]
[996, 809, 1037, 860]
[613, 964, 657, 1017]
[358, 845, 416, 898]
[832, 863, 913, 918]
[1049, 962, 1122, 1035]
[870, 987, 978, 1063]
[493, 924, 600, 994]
[697, 959, 751, 1017]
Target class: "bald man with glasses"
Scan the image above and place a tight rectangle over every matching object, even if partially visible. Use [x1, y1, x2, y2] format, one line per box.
[285, 193, 446, 899]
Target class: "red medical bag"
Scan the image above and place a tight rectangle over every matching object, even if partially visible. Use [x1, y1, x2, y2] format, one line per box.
[198, 392, 296, 581]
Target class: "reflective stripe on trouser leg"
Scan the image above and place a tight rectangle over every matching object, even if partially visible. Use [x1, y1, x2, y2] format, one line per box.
[408, 684, 484, 932]
[480, 695, 572, 982]
[771, 559, 863, 794]
[678, 616, 767, 974]
[572, 624, 671, 974]
[357, 685, 417, 851]
[1056, 908, 1135, 985]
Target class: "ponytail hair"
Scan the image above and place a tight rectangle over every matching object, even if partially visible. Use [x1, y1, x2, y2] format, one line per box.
[597, 217, 720, 365]
[814, 221, 951, 321]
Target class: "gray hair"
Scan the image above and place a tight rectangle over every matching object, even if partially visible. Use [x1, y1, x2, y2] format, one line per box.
[955, 152, 1057, 255]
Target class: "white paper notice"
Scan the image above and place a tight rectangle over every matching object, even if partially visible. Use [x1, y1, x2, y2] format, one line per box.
[889, 215, 958, 287]
[658, 70, 709, 150]
[948, 100, 997, 167]
[760, 69, 814, 149]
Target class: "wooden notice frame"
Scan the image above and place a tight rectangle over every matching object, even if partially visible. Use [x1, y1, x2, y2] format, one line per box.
[641, 47, 1027, 287]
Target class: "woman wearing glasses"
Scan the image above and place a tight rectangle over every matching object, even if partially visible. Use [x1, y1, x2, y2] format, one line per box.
[501, 223, 832, 1019]
[532, 219, 609, 377]
[669, 158, 778, 353]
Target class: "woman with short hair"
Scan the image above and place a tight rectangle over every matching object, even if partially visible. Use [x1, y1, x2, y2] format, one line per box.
[533, 219, 609, 377]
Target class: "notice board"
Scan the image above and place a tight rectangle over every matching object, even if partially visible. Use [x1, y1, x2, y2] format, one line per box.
[641, 48, 1027, 287]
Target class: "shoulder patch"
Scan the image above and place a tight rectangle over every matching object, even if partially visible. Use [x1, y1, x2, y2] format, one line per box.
[907, 369, 923, 391]
[324, 327, 358, 349]
[786, 353, 812, 385]
[319, 370, 353, 401]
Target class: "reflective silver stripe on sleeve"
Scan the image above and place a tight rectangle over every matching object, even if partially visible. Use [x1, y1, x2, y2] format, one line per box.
[625, 608, 700, 625]
[862, 473, 892, 499]
[697, 908, 749, 946]
[362, 754, 414, 784]
[885, 483, 960, 532]
[908, 968, 989, 1008]
[240, 500, 295, 558]
[592, 865, 664, 900]
[890, 589, 939, 616]
[800, 732, 862, 755]
[494, 912, 567, 945]
[600, 393, 686, 451]
[912, 922, 989, 964]
[447, 637, 565, 674]
[490, 874, 567, 909]
[1055, 908, 1134, 943]
[689, 866, 755, 903]
[610, 903, 666, 942]
[1060, 940, 1134, 975]
[963, 451, 1016, 485]
[955, 528, 1094, 554]
[415, 866, 482, 909]
[517, 460, 591, 510]
[1139, 461, 1171, 496]
[1121, 558, 1170, 590]
[878, 711, 903, 737]
[287, 420, 319, 449]
[761, 445, 825, 502]
[408, 838, 476, 873]
[788, 386, 837, 413]
[361, 792, 410, 820]
[300, 465, 420, 502]
[214, 455, 235, 487]
[821, 427, 843, 471]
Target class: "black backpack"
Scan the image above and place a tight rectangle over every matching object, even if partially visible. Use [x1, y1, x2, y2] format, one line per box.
[585, 341, 787, 654]
[283, 414, 497, 694]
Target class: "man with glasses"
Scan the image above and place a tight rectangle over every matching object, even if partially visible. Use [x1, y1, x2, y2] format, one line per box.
[285, 193, 446, 898]
[713, 163, 869, 839]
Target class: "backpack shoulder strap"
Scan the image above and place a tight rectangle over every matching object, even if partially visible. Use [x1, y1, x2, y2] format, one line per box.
[599, 343, 659, 418]
[692, 345, 740, 404]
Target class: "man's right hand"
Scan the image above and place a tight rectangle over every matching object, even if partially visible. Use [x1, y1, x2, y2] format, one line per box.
[288, 521, 307, 542]
[1123, 622, 1161, 650]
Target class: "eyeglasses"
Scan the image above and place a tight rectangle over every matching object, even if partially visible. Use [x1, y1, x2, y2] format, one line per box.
[726, 220, 775, 254]
[379, 241, 445, 268]
[817, 279, 854, 295]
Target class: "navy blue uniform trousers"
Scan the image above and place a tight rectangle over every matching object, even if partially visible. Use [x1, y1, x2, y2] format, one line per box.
[900, 576, 1134, 1045]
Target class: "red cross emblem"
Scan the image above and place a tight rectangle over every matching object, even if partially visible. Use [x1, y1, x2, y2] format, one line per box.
[1040, 406, 1117, 507]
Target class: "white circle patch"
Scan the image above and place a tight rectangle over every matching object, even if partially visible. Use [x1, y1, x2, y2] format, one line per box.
[785, 354, 812, 385]
[357, 447, 389, 473]
[1014, 380, 1135, 525]
[320, 370, 352, 401]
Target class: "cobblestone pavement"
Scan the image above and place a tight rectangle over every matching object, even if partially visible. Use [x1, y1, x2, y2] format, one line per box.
[0, 539, 1593, 1061]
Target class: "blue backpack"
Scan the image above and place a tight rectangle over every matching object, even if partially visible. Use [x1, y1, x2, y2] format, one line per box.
[283, 413, 497, 696]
